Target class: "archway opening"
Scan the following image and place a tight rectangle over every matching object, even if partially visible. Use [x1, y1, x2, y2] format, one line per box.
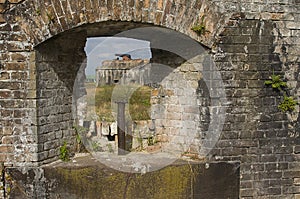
[34, 21, 213, 168]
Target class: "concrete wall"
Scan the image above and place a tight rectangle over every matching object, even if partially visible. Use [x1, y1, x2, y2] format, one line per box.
[96, 59, 150, 86]
[0, 0, 299, 198]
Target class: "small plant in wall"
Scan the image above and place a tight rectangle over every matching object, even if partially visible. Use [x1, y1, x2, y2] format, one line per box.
[59, 141, 70, 161]
[264, 73, 298, 112]
[264, 74, 287, 91]
[191, 16, 206, 35]
[278, 95, 297, 112]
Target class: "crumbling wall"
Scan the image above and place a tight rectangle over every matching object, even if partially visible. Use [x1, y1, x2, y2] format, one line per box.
[96, 59, 150, 86]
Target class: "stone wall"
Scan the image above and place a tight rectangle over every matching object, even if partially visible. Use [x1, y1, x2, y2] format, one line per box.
[0, 0, 299, 198]
[151, 59, 203, 155]
[35, 30, 87, 164]
[212, 16, 300, 198]
[209, 2, 300, 197]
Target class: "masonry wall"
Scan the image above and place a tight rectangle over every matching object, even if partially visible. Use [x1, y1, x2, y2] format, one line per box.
[210, 2, 300, 198]
[0, 1, 36, 167]
[212, 18, 300, 198]
[35, 31, 87, 164]
[0, 0, 299, 198]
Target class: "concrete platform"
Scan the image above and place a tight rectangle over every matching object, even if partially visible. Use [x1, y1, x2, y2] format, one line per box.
[5, 154, 240, 199]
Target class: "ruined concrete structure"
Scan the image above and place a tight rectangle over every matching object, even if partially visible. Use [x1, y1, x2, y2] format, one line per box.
[0, 0, 299, 198]
[95, 57, 150, 86]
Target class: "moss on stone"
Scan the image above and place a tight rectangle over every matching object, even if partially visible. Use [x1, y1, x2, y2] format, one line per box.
[49, 164, 193, 198]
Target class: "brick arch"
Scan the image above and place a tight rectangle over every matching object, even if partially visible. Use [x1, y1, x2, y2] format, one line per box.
[0, 0, 229, 166]
[11, 0, 226, 48]
[32, 19, 216, 165]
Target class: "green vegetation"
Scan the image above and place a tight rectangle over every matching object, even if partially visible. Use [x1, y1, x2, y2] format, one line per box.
[265, 73, 298, 112]
[55, 164, 193, 198]
[36, 9, 41, 16]
[91, 141, 102, 152]
[95, 85, 115, 122]
[73, 125, 89, 152]
[264, 74, 287, 91]
[106, 143, 114, 153]
[60, 142, 70, 162]
[129, 86, 151, 120]
[46, 12, 55, 25]
[191, 16, 206, 35]
[278, 95, 297, 112]
[95, 85, 151, 122]
[137, 137, 143, 151]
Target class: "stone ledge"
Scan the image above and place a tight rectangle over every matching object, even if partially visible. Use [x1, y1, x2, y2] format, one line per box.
[5, 154, 240, 198]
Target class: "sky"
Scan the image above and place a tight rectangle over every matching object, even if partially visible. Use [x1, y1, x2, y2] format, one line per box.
[84, 37, 152, 76]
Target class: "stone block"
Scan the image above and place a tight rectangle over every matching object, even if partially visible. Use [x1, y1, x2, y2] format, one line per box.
[1, 126, 13, 135]
[44, 141, 57, 150]
[294, 178, 300, 185]
[265, 163, 288, 171]
[166, 112, 181, 120]
[283, 171, 300, 178]
[37, 151, 49, 161]
[0, 145, 13, 153]
[286, 22, 300, 29]
[283, 186, 300, 194]
[0, 154, 8, 162]
[9, 53, 27, 62]
[1, 136, 14, 144]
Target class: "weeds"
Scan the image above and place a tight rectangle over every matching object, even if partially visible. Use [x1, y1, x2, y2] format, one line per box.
[59, 141, 69, 161]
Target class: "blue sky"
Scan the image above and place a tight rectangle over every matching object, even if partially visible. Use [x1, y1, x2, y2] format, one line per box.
[84, 37, 152, 76]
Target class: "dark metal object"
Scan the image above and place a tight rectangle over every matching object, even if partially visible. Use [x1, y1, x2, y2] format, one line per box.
[116, 101, 126, 155]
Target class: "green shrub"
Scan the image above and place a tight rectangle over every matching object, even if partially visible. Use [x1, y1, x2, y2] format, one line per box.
[191, 16, 206, 35]
[278, 95, 297, 112]
[264, 74, 287, 91]
[59, 141, 69, 161]
[265, 73, 298, 112]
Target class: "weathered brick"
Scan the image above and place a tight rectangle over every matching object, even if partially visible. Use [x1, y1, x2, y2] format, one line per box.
[258, 187, 282, 196]
[265, 163, 288, 171]
[0, 72, 10, 80]
[283, 171, 300, 178]
[294, 178, 300, 185]
[283, 186, 300, 194]
[1, 136, 14, 144]
[5, 62, 26, 70]
[240, 188, 256, 197]
[0, 145, 13, 153]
